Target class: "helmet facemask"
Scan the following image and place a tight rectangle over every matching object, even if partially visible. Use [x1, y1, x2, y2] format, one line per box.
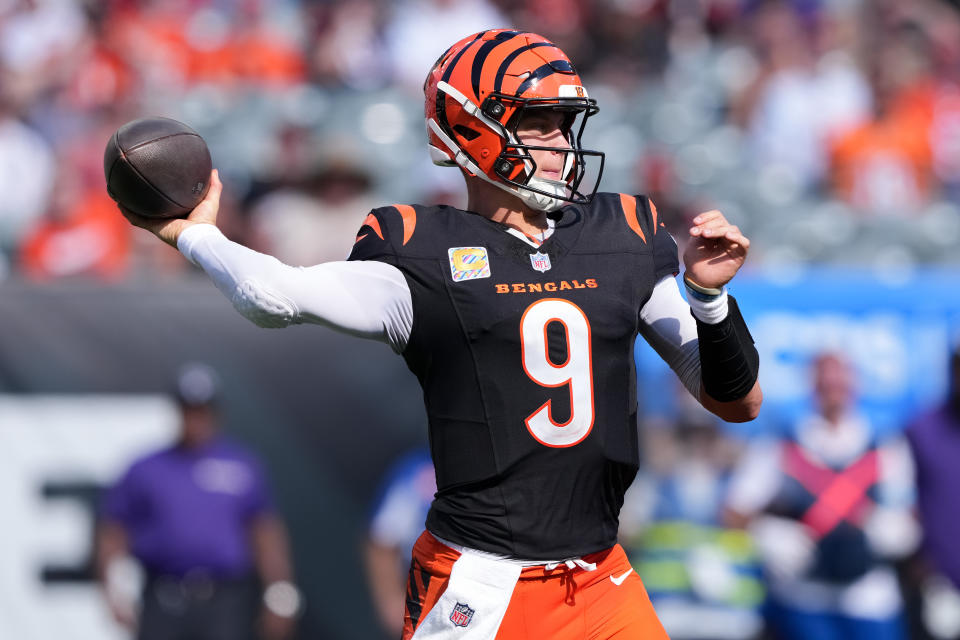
[489, 96, 604, 212]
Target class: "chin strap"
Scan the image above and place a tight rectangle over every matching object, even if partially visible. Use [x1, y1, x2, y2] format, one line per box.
[517, 176, 566, 212]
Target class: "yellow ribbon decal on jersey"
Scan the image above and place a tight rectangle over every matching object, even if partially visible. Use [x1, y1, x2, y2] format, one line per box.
[448, 247, 491, 281]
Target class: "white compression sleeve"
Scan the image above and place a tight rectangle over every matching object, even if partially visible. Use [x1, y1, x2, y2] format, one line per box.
[177, 224, 413, 352]
[638, 276, 702, 400]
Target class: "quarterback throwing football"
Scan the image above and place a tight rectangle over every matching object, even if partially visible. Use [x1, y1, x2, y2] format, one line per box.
[123, 30, 762, 640]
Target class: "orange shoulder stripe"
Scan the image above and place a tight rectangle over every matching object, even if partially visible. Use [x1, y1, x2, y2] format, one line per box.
[649, 199, 659, 234]
[392, 204, 417, 246]
[358, 213, 384, 241]
[619, 193, 646, 243]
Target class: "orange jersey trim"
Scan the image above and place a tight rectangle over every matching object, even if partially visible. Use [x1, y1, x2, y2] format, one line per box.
[392, 204, 417, 246]
[649, 199, 659, 234]
[357, 213, 384, 242]
[619, 193, 646, 243]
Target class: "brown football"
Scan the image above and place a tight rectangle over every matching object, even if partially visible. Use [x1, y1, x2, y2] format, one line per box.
[104, 117, 212, 219]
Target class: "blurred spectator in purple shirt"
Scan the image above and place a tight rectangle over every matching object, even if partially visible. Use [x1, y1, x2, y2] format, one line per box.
[906, 345, 960, 640]
[96, 363, 300, 640]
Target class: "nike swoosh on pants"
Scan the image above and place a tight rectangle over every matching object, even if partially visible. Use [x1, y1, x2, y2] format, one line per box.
[609, 569, 634, 586]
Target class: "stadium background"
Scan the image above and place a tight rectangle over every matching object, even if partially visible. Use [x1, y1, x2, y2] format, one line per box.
[1, 0, 960, 638]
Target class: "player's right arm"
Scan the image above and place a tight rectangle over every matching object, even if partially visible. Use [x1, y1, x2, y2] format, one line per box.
[120, 170, 413, 352]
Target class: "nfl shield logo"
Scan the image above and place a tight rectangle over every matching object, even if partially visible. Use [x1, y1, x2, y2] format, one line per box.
[529, 251, 551, 273]
[449, 602, 475, 627]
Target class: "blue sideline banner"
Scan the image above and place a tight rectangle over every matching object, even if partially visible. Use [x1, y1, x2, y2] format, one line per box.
[635, 269, 960, 436]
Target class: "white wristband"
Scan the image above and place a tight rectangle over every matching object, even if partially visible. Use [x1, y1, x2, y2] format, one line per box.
[263, 580, 302, 618]
[687, 288, 729, 325]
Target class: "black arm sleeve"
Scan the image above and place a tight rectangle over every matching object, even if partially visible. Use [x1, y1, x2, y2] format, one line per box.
[694, 295, 759, 402]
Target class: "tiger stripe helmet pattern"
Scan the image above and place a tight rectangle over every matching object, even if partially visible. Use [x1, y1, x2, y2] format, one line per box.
[424, 30, 605, 212]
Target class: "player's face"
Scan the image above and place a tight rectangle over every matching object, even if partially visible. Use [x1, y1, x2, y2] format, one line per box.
[179, 404, 218, 448]
[814, 355, 854, 417]
[516, 109, 571, 181]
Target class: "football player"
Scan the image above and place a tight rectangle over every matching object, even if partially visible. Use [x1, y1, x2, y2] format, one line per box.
[122, 30, 761, 640]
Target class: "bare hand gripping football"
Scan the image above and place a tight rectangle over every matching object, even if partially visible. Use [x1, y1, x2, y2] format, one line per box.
[119, 168, 222, 249]
[105, 116, 221, 246]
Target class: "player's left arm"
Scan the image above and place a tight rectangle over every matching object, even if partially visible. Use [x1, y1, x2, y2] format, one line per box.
[683, 210, 762, 422]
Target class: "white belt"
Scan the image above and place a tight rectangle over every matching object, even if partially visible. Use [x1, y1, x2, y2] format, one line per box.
[410, 547, 521, 639]
[431, 533, 598, 571]
[410, 535, 598, 639]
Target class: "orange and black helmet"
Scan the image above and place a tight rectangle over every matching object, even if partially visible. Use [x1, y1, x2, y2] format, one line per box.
[424, 30, 604, 211]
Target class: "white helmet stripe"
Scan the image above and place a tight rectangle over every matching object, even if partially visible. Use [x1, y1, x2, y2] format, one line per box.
[427, 118, 486, 176]
[436, 81, 505, 138]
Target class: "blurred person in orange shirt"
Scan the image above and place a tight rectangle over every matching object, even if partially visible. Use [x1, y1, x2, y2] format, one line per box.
[187, 2, 306, 88]
[829, 22, 938, 215]
[104, 0, 305, 93]
[739, 2, 872, 194]
[20, 162, 131, 281]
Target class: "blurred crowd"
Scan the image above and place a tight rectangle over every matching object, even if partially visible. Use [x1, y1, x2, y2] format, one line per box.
[616, 347, 960, 640]
[7, 2, 960, 638]
[2, 0, 960, 281]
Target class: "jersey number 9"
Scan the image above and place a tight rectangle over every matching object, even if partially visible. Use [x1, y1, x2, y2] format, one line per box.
[520, 298, 595, 447]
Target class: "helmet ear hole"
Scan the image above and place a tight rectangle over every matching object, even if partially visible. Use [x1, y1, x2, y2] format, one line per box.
[453, 124, 481, 141]
[495, 159, 515, 179]
[481, 98, 506, 120]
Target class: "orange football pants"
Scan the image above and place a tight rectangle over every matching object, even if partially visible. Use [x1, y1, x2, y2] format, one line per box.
[402, 531, 669, 640]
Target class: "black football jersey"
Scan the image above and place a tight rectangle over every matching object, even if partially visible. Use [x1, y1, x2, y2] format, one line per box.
[348, 192, 679, 559]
